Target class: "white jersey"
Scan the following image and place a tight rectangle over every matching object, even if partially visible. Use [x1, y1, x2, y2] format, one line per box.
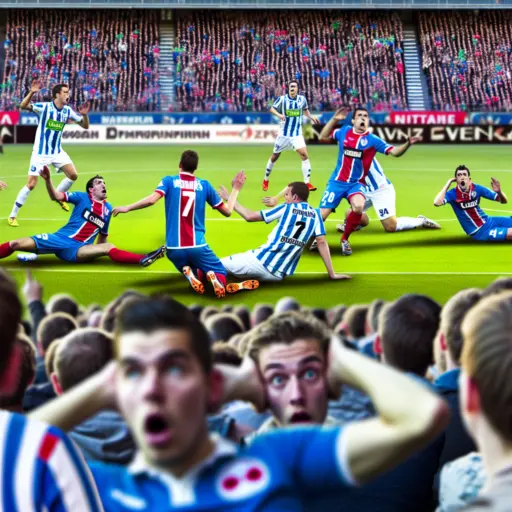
[255, 202, 325, 277]
[31, 101, 82, 156]
[272, 94, 308, 137]
[365, 158, 392, 193]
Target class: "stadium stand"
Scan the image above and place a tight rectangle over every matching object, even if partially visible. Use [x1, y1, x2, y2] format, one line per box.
[0, 9, 162, 111]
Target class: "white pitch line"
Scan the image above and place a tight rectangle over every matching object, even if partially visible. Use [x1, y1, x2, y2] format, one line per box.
[0, 217, 459, 222]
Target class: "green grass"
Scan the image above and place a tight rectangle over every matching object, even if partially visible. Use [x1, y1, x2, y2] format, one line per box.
[1, 143, 512, 308]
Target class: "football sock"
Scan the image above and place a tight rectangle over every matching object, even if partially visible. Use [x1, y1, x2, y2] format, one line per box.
[10, 186, 31, 218]
[56, 177, 75, 194]
[196, 269, 205, 283]
[301, 159, 311, 183]
[215, 273, 227, 287]
[342, 211, 363, 240]
[108, 248, 143, 264]
[265, 159, 274, 180]
[0, 242, 14, 259]
[395, 217, 424, 232]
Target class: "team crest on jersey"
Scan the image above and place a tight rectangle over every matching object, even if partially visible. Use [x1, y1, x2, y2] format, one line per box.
[360, 138, 368, 147]
[216, 457, 270, 502]
[471, 191, 477, 199]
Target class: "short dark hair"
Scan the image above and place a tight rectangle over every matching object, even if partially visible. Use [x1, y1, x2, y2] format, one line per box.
[251, 304, 274, 327]
[212, 342, 242, 366]
[368, 299, 386, 333]
[55, 328, 114, 391]
[179, 150, 199, 173]
[234, 305, 251, 331]
[342, 305, 369, 340]
[353, 107, 369, 117]
[288, 182, 309, 202]
[482, 277, 512, 298]
[204, 313, 245, 343]
[379, 294, 441, 376]
[85, 175, 104, 194]
[37, 313, 78, 355]
[116, 297, 212, 373]
[52, 83, 69, 98]
[47, 294, 79, 318]
[0, 270, 22, 373]
[455, 165, 470, 177]
[288, 80, 299, 89]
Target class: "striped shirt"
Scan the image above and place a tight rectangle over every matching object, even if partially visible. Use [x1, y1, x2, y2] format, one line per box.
[0, 410, 103, 511]
[272, 94, 308, 137]
[365, 159, 392, 193]
[31, 102, 82, 156]
[255, 202, 325, 278]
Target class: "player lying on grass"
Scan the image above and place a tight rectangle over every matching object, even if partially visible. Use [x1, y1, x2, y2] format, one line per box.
[112, 150, 259, 298]
[31, 297, 449, 511]
[434, 165, 511, 242]
[219, 181, 350, 282]
[8, 81, 90, 227]
[0, 167, 165, 266]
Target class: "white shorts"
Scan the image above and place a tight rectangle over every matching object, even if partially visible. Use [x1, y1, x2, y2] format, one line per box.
[28, 151, 73, 176]
[273, 135, 306, 154]
[364, 184, 396, 220]
[221, 250, 282, 282]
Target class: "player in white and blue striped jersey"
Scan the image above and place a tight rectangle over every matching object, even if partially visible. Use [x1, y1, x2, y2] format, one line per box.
[221, 182, 350, 287]
[8, 81, 90, 227]
[263, 81, 319, 193]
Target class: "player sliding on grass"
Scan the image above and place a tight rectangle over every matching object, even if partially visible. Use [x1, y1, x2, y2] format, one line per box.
[434, 165, 512, 241]
[112, 150, 259, 298]
[0, 167, 165, 265]
[219, 181, 350, 283]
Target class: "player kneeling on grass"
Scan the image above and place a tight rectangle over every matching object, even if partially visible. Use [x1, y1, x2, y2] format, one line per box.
[434, 165, 511, 242]
[31, 296, 449, 511]
[0, 166, 165, 266]
[219, 181, 350, 283]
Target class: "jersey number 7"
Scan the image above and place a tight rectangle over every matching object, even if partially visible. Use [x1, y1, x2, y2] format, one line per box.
[182, 191, 196, 217]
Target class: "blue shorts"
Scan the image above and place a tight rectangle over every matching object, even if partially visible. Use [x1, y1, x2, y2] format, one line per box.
[472, 217, 512, 242]
[32, 233, 85, 262]
[167, 245, 226, 276]
[319, 180, 366, 210]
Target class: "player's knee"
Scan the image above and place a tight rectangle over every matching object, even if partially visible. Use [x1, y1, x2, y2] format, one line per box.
[66, 169, 78, 180]
[352, 205, 364, 215]
[383, 219, 397, 232]
[26, 180, 37, 190]
[10, 240, 21, 251]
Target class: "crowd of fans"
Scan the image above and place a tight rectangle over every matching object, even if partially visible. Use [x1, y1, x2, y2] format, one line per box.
[419, 11, 512, 112]
[0, 10, 162, 112]
[174, 10, 407, 113]
[3, 266, 512, 509]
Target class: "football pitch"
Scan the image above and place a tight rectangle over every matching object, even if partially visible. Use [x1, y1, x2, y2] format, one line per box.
[1, 143, 512, 308]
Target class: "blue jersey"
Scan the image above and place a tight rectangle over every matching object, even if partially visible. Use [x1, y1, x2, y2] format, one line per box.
[56, 191, 112, 244]
[443, 184, 499, 235]
[329, 125, 394, 184]
[156, 172, 223, 249]
[0, 410, 103, 511]
[272, 94, 308, 137]
[255, 202, 325, 278]
[31, 101, 83, 156]
[89, 427, 353, 511]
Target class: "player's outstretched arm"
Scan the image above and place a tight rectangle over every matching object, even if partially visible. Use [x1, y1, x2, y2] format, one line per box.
[319, 108, 348, 140]
[328, 336, 450, 484]
[262, 186, 287, 207]
[389, 136, 422, 157]
[491, 177, 508, 204]
[217, 171, 246, 217]
[304, 109, 320, 125]
[316, 236, 351, 280]
[40, 166, 66, 202]
[19, 80, 40, 110]
[434, 178, 456, 206]
[112, 191, 162, 216]
[77, 102, 90, 129]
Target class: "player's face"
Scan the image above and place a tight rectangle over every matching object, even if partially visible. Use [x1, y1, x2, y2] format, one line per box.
[56, 87, 70, 105]
[456, 170, 471, 191]
[116, 328, 212, 470]
[90, 179, 107, 200]
[288, 83, 298, 98]
[353, 110, 369, 133]
[259, 339, 328, 426]
[283, 186, 294, 203]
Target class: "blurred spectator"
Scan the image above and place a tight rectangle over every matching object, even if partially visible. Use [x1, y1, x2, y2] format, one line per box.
[250, 303, 274, 326]
[47, 293, 80, 318]
[204, 313, 245, 343]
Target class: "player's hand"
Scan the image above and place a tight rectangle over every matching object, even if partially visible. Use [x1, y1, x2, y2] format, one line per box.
[22, 270, 43, 303]
[408, 136, 423, 145]
[448, 177, 457, 184]
[232, 170, 246, 191]
[262, 196, 278, 207]
[218, 185, 229, 201]
[333, 107, 349, 120]
[491, 177, 501, 192]
[39, 166, 50, 181]
[78, 101, 90, 115]
[0, 181, 7, 191]
[329, 273, 352, 280]
[30, 80, 41, 93]
[112, 206, 129, 216]
[310, 116, 320, 125]
[278, 114, 285, 122]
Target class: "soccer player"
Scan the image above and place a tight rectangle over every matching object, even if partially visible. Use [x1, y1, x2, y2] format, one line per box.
[112, 150, 251, 298]
[31, 296, 449, 511]
[8, 81, 90, 227]
[0, 167, 165, 265]
[317, 107, 421, 255]
[264, 80, 319, 192]
[434, 165, 511, 241]
[218, 181, 350, 285]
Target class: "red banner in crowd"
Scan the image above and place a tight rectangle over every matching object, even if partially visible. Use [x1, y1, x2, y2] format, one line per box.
[389, 111, 467, 125]
[0, 111, 20, 125]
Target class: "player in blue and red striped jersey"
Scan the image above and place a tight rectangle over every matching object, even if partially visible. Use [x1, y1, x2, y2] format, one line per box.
[434, 165, 512, 241]
[113, 150, 254, 298]
[0, 167, 165, 266]
[318, 107, 421, 255]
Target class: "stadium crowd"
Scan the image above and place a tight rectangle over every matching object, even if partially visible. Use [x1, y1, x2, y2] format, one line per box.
[1, 266, 512, 509]
[0, 10, 162, 112]
[419, 11, 512, 112]
[174, 11, 407, 113]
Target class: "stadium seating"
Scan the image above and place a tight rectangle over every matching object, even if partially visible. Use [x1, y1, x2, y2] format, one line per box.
[0, 10, 161, 112]
[419, 11, 512, 111]
[174, 11, 407, 112]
